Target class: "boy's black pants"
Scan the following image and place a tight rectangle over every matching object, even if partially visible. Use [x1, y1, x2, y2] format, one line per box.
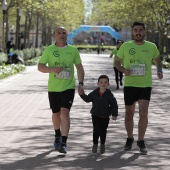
[92, 115, 110, 145]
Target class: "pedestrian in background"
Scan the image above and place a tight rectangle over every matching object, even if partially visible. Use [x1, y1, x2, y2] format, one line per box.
[38, 26, 84, 154]
[115, 21, 163, 154]
[79, 75, 118, 154]
[110, 40, 123, 89]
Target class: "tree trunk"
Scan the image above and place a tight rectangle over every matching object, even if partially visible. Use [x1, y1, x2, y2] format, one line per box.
[159, 30, 165, 55]
[27, 16, 31, 48]
[5, 9, 9, 44]
[47, 25, 52, 45]
[35, 15, 39, 48]
[23, 14, 28, 49]
[15, 8, 21, 50]
[41, 21, 46, 46]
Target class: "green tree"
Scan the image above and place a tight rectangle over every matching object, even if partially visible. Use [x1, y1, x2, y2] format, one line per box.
[90, 0, 170, 53]
[0, 0, 85, 49]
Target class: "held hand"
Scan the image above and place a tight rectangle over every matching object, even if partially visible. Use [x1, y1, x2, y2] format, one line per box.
[112, 116, 117, 120]
[52, 67, 63, 74]
[124, 69, 130, 76]
[157, 72, 163, 79]
[78, 84, 84, 95]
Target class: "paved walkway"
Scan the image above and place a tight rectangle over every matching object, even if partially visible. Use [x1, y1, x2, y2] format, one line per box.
[0, 54, 170, 170]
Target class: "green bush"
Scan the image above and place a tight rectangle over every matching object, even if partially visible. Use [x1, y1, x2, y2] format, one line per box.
[162, 60, 170, 68]
[35, 48, 42, 57]
[22, 48, 34, 60]
[0, 52, 8, 64]
[14, 50, 24, 59]
[22, 47, 44, 61]
[0, 64, 26, 79]
[24, 56, 41, 66]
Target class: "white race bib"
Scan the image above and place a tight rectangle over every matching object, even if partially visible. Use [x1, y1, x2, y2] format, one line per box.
[130, 64, 146, 76]
[56, 68, 71, 79]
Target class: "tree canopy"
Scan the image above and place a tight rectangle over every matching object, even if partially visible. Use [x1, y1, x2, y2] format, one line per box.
[0, 0, 170, 51]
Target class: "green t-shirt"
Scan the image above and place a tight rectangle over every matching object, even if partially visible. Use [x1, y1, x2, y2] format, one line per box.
[111, 48, 118, 67]
[117, 40, 159, 87]
[39, 44, 82, 92]
[111, 48, 123, 67]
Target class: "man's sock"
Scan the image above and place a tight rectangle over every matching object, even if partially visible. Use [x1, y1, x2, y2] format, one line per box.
[62, 136, 68, 144]
[55, 129, 61, 137]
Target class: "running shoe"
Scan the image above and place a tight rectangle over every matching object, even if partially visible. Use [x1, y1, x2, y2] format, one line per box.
[124, 137, 134, 150]
[92, 144, 98, 153]
[137, 140, 148, 155]
[100, 144, 105, 154]
[53, 136, 61, 150]
[58, 142, 67, 154]
[120, 81, 123, 86]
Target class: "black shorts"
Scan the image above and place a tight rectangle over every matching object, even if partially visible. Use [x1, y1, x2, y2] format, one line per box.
[124, 87, 152, 105]
[48, 89, 75, 113]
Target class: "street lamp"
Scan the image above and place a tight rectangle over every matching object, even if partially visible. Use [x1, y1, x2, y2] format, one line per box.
[1, 0, 8, 52]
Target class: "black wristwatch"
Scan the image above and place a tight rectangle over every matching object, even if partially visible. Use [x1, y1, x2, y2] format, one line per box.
[79, 82, 84, 86]
[157, 68, 163, 73]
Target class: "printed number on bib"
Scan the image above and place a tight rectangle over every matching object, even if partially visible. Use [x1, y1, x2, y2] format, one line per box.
[56, 68, 71, 79]
[130, 64, 146, 76]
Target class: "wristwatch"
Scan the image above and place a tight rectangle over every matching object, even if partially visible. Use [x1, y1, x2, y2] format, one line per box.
[157, 68, 163, 73]
[79, 82, 84, 86]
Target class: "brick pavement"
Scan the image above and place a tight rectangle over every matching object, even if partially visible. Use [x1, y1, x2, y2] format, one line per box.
[0, 54, 170, 170]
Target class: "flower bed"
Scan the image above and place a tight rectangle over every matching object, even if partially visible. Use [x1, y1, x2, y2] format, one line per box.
[0, 64, 26, 79]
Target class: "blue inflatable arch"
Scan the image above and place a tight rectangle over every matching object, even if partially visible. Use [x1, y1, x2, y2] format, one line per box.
[67, 25, 121, 45]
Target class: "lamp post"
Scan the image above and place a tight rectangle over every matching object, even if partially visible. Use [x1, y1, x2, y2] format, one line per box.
[1, 0, 8, 52]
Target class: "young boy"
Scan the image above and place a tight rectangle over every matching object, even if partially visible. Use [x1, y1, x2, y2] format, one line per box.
[79, 75, 118, 154]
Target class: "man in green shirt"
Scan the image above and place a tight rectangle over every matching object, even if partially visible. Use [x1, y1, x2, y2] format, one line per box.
[115, 22, 163, 154]
[38, 26, 84, 154]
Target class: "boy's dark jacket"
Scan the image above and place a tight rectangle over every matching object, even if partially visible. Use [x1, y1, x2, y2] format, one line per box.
[80, 88, 118, 117]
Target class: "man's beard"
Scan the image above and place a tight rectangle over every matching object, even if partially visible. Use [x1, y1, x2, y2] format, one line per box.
[134, 34, 144, 42]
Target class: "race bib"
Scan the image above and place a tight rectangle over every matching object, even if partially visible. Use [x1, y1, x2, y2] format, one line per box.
[56, 68, 71, 79]
[130, 64, 146, 76]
